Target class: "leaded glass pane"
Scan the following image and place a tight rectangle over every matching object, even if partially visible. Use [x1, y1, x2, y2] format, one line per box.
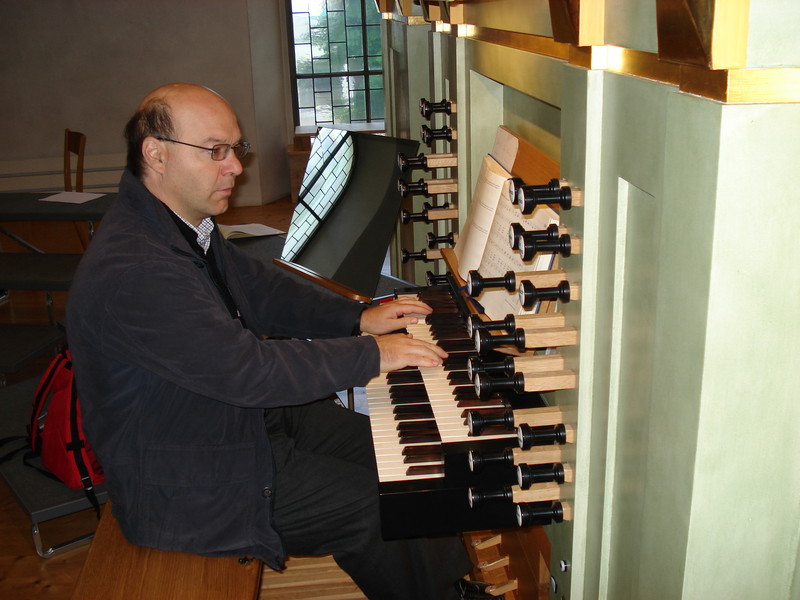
[332, 76, 349, 106]
[293, 13, 310, 43]
[327, 0, 344, 10]
[311, 26, 329, 58]
[295, 44, 312, 75]
[366, 24, 380, 56]
[314, 77, 332, 92]
[299, 108, 316, 127]
[366, 4, 380, 24]
[348, 75, 365, 91]
[291, 0, 310, 12]
[328, 10, 346, 43]
[370, 88, 384, 120]
[346, 26, 363, 57]
[309, 10, 327, 28]
[348, 56, 363, 71]
[344, 0, 362, 25]
[315, 94, 333, 123]
[297, 79, 314, 107]
[330, 42, 348, 72]
[333, 105, 350, 123]
[312, 57, 331, 74]
[349, 90, 366, 120]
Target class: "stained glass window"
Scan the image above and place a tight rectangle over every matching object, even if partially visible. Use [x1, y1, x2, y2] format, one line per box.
[288, 0, 384, 127]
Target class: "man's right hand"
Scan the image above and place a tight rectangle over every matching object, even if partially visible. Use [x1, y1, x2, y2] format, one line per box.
[374, 333, 448, 373]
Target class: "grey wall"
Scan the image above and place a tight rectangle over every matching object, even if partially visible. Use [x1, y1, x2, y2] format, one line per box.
[0, 0, 292, 205]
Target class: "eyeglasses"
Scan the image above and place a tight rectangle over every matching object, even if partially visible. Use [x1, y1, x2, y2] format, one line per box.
[157, 137, 251, 161]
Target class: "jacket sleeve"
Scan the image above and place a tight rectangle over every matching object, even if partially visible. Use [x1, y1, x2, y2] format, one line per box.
[96, 255, 380, 409]
[220, 238, 368, 340]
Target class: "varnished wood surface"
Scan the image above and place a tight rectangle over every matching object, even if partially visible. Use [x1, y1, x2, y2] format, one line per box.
[0, 197, 365, 600]
[72, 504, 262, 600]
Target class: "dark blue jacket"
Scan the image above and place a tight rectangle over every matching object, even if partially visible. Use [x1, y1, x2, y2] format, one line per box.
[66, 170, 378, 568]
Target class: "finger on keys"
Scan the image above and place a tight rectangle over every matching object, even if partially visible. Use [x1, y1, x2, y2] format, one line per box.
[375, 333, 447, 372]
[360, 299, 434, 335]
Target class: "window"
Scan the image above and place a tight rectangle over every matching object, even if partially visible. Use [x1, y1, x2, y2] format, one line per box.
[287, 0, 384, 127]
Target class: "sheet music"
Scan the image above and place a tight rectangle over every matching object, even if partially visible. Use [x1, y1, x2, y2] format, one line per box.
[453, 155, 559, 320]
[453, 156, 511, 277]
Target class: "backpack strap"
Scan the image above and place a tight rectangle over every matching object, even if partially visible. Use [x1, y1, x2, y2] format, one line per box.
[65, 369, 101, 519]
[29, 350, 68, 453]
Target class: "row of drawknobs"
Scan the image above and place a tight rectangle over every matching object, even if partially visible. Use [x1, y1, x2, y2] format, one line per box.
[439, 172, 580, 532]
[399, 99, 459, 263]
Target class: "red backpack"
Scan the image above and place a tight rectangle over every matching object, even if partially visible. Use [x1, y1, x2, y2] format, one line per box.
[29, 349, 104, 513]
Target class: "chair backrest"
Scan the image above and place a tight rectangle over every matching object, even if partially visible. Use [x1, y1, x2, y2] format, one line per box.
[64, 129, 86, 192]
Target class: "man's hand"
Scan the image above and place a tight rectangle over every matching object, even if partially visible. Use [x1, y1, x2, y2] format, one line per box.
[374, 333, 448, 372]
[359, 297, 434, 335]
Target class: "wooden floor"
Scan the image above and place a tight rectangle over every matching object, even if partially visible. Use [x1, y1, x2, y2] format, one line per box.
[0, 197, 366, 600]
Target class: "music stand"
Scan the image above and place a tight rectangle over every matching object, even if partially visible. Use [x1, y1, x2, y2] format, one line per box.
[276, 127, 419, 302]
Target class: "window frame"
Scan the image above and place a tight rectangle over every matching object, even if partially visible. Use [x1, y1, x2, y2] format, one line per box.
[285, 0, 384, 128]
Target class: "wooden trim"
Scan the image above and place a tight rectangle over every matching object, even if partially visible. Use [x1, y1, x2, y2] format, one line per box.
[655, 0, 750, 69]
[272, 258, 373, 303]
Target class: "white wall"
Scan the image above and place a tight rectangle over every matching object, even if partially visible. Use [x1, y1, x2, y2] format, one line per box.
[0, 0, 292, 205]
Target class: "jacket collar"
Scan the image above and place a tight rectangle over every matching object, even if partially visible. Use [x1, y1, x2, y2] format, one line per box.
[118, 168, 214, 256]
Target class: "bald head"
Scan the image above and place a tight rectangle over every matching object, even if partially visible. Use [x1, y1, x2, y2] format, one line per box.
[124, 83, 238, 179]
[123, 83, 245, 225]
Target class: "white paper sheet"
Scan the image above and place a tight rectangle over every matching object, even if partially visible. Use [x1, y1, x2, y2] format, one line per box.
[39, 191, 105, 204]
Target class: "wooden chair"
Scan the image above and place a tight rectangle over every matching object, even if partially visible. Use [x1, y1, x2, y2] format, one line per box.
[63, 129, 86, 192]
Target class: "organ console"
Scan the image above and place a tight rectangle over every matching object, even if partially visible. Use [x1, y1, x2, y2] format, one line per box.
[379, 5, 797, 597]
[365, 281, 572, 539]
[379, 92, 578, 595]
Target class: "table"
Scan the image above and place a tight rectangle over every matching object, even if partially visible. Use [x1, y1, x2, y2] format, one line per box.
[0, 191, 116, 222]
[0, 253, 83, 291]
[0, 191, 116, 252]
[0, 192, 115, 375]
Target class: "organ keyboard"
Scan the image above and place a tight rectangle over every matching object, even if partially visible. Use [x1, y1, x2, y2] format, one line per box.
[366, 280, 571, 539]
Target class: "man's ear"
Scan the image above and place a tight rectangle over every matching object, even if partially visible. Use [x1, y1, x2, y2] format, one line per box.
[142, 136, 167, 174]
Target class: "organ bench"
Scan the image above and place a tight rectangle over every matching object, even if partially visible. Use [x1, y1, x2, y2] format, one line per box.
[70, 503, 263, 600]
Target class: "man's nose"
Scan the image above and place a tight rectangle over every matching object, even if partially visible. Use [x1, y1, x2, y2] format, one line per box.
[223, 152, 244, 176]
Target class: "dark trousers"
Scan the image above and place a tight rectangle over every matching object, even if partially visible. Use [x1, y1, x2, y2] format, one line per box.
[265, 398, 472, 600]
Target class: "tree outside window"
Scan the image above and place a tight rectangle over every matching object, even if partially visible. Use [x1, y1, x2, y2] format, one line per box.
[288, 0, 384, 128]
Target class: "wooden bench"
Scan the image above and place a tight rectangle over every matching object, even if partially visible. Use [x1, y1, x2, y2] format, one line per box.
[70, 504, 263, 600]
